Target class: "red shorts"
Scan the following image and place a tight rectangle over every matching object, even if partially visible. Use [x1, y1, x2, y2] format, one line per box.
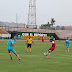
[49, 47, 55, 51]
[42, 39, 44, 42]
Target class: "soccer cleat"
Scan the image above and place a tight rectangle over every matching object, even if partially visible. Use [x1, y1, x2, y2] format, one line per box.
[19, 58, 21, 60]
[11, 56, 12, 60]
[46, 56, 50, 58]
[30, 52, 31, 53]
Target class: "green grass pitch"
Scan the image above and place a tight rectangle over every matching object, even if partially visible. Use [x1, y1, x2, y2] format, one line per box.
[0, 40, 72, 72]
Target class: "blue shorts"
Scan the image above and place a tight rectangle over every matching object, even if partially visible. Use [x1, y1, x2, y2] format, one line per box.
[8, 48, 16, 53]
[66, 44, 69, 47]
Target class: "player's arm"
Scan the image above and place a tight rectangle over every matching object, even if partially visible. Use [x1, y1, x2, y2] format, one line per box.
[47, 42, 52, 45]
[12, 43, 16, 48]
[64, 41, 66, 46]
[47, 41, 53, 45]
[32, 39, 34, 44]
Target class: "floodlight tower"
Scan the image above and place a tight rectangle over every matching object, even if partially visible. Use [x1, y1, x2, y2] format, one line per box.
[27, 0, 36, 25]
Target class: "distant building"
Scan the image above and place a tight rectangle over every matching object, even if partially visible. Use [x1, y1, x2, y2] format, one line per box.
[0, 21, 26, 28]
[64, 26, 72, 30]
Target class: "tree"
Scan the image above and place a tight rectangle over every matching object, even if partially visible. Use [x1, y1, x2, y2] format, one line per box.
[51, 18, 56, 25]
[40, 18, 56, 29]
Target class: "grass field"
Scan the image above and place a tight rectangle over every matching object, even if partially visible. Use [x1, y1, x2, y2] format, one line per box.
[0, 40, 72, 72]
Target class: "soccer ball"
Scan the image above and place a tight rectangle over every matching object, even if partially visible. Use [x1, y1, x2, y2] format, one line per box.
[43, 53, 46, 55]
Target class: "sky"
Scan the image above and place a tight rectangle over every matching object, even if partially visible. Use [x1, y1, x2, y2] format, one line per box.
[0, 0, 72, 26]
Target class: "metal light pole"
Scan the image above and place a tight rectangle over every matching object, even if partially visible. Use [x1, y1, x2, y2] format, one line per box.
[16, 13, 18, 31]
[27, 0, 36, 25]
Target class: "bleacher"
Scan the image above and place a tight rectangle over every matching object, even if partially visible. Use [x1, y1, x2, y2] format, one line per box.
[1, 22, 72, 39]
[55, 30, 72, 39]
[0, 27, 54, 33]
[0, 28, 8, 34]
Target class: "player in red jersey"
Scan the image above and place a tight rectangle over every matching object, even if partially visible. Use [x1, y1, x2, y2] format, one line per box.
[42, 36, 44, 43]
[43, 39, 55, 58]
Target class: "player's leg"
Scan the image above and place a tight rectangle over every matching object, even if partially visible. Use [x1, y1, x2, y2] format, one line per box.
[8, 49, 12, 60]
[66, 44, 68, 52]
[12, 48, 21, 60]
[67, 47, 69, 52]
[30, 44, 31, 53]
[66, 44, 69, 52]
[46, 50, 51, 58]
[46, 47, 54, 58]
[14, 52, 21, 60]
[43, 49, 52, 57]
[27, 44, 29, 52]
[68, 47, 69, 52]
[67, 45, 69, 52]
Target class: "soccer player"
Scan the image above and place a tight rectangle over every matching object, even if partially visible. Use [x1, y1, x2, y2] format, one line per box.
[65, 37, 70, 52]
[7, 37, 21, 60]
[27, 36, 33, 53]
[44, 39, 55, 58]
[42, 35, 44, 43]
[14, 35, 16, 42]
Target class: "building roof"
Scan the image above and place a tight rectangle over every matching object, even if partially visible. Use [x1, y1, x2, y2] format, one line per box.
[64, 26, 72, 28]
[8, 22, 25, 25]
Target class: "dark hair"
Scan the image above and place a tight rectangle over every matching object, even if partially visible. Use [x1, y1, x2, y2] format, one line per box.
[50, 39, 53, 41]
[11, 37, 14, 39]
[67, 37, 69, 38]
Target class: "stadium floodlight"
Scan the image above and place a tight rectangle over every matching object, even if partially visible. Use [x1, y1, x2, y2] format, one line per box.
[27, 0, 36, 25]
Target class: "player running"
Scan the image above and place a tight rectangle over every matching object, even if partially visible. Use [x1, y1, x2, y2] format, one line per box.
[7, 37, 21, 60]
[26, 36, 33, 53]
[42, 35, 44, 43]
[14, 35, 17, 42]
[64, 37, 70, 52]
[44, 39, 55, 58]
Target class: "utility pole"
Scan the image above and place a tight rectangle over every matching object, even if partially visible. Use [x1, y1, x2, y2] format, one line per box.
[16, 13, 18, 31]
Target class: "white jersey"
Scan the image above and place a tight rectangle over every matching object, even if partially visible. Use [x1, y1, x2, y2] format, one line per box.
[53, 38, 55, 41]
[43, 37, 44, 39]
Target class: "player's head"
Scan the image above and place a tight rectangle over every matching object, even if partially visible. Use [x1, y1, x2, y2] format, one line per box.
[67, 37, 69, 40]
[51, 36, 53, 38]
[11, 37, 14, 40]
[50, 39, 53, 42]
[29, 36, 31, 39]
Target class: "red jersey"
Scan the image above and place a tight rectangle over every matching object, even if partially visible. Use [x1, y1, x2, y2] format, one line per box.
[52, 41, 55, 48]
[42, 37, 44, 42]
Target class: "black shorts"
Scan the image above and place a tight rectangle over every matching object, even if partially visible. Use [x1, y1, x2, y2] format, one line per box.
[27, 44, 31, 48]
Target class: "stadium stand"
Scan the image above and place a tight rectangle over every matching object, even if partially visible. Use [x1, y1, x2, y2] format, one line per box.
[1, 21, 72, 39]
[0, 28, 8, 34]
[1, 27, 54, 33]
[55, 30, 72, 39]
[1, 26, 72, 39]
